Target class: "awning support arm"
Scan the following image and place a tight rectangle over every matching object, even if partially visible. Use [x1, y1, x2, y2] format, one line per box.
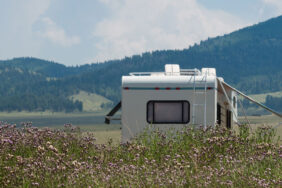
[105, 101, 121, 124]
[219, 80, 282, 118]
[238, 97, 252, 129]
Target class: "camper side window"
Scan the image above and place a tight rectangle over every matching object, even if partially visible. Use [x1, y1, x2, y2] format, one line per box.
[147, 101, 190, 124]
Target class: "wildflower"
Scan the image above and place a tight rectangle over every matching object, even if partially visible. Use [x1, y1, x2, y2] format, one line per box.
[37, 146, 45, 152]
[16, 156, 23, 164]
[31, 182, 39, 186]
[6, 153, 14, 159]
[72, 160, 81, 167]
[48, 145, 58, 152]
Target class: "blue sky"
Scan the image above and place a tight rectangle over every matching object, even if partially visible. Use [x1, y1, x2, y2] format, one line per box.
[0, 0, 281, 66]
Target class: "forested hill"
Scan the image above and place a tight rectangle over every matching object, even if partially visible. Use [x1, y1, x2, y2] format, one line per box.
[86, 15, 282, 96]
[0, 57, 96, 78]
[1, 15, 282, 112]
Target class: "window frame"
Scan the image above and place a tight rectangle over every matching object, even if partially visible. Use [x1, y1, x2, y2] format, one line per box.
[146, 100, 190, 124]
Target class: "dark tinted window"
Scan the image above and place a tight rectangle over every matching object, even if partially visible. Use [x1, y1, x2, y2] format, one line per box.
[226, 110, 232, 129]
[217, 104, 221, 125]
[147, 101, 190, 124]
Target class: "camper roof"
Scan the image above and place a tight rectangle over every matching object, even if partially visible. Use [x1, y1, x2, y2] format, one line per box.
[129, 64, 215, 77]
[123, 64, 217, 88]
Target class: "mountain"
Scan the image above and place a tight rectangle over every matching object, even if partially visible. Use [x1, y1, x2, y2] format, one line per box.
[83, 15, 282, 101]
[0, 57, 98, 78]
[0, 16, 282, 112]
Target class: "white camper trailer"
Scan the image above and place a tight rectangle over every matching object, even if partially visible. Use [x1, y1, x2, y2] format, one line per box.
[105, 64, 282, 142]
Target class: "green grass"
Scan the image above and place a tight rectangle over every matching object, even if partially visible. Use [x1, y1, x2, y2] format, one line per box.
[90, 130, 121, 144]
[69, 91, 112, 112]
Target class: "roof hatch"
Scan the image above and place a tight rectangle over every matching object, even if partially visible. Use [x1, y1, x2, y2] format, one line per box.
[165, 64, 180, 76]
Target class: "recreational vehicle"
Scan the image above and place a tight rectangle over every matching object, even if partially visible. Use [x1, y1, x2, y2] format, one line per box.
[105, 64, 282, 142]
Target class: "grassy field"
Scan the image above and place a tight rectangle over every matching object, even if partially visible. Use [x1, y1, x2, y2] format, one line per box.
[69, 91, 112, 112]
[248, 91, 282, 103]
[239, 114, 281, 125]
[237, 91, 282, 116]
[0, 111, 117, 128]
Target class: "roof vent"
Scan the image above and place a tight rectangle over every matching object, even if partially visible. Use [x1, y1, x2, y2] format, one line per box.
[201, 68, 216, 76]
[165, 64, 180, 76]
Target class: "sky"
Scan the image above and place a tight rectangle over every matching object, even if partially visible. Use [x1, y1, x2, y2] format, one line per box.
[0, 0, 282, 66]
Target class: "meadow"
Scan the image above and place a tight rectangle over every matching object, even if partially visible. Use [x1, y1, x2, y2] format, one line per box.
[0, 122, 281, 187]
[0, 112, 281, 187]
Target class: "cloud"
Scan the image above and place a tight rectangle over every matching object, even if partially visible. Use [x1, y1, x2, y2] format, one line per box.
[39, 17, 80, 47]
[262, 0, 282, 12]
[93, 0, 246, 62]
[0, 0, 50, 58]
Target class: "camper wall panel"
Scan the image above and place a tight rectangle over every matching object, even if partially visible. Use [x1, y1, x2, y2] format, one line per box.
[121, 89, 216, 142]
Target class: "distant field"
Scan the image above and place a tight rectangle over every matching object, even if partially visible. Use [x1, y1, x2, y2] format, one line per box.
[0, 111, 120, 129]
[239, 114, 281, 124]
[248, 91, 282, 103]
[239, 114, 282, 142]
[69, 91, 112, 112]
[0, 111, 107, 117]
[237, 91, 282, 115]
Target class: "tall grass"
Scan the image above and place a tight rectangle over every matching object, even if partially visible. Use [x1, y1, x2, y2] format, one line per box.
[0, 122, 281, 187]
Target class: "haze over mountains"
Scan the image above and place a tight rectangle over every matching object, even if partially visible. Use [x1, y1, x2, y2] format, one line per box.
[0, 16, 282, 112]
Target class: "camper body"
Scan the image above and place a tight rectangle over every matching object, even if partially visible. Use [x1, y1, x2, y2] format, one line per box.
[121, 64, 237, 142]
